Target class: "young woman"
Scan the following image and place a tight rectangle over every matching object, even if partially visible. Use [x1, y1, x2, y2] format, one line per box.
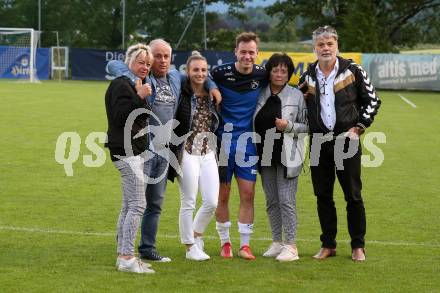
[168, 51, 219, 261]
[104, 43, 155, 273]
[253, 53, 308, 262]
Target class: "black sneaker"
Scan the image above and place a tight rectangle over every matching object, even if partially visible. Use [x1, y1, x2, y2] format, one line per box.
[141, 251, 172, 262]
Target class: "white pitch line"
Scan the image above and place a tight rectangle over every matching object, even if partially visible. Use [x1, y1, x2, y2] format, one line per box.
[1, 225, 439, 248]
[398, 93, 417, 108]
[0, 226, 114, 237]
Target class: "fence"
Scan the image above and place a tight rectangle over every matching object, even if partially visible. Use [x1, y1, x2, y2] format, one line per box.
[1, 46, 439, 91]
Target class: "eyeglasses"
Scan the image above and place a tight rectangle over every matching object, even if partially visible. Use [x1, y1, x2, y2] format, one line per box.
[319, 77, 327, 96]
[313, 25, 338, 37]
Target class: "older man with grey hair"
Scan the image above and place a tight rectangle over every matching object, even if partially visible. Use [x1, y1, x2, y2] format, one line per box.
[299, 25, 381, 262]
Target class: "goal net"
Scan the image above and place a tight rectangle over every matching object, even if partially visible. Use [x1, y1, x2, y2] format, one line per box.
[0, 27, 40, 82]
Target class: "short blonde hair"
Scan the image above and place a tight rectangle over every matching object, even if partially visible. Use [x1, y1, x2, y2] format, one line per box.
[125, 43, 151, 67]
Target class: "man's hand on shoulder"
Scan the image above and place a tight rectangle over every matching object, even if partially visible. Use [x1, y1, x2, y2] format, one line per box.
[210, 88, 222, 105]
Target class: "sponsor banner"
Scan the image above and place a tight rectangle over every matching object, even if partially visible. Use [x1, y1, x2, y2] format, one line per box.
[362, 54, 440, 91]
[70, 48, 368, 84]
[0, 46, 50, 80]
[70, 48, 236, 80]
[257, 52, 362, 85]
[171, 50, 235, 73]
[70, 48, 123, 80]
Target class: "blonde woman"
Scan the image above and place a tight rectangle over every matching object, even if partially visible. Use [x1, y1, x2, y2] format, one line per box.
[168, 51, 219, 261]
[105, 43, 155, 273]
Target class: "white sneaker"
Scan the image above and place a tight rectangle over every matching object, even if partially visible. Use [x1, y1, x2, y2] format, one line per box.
[194, 237, 205, 251]
[118, 257, 155, 273]
[186, 244, 210, 261]
[116, 256, 152, 268]
[276, 245, 299, 262]
[263, 242, 283, 257]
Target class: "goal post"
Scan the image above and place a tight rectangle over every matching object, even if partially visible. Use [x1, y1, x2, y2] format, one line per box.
[0, 27, 40, 82]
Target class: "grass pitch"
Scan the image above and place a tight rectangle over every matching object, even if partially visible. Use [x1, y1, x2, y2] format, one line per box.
[0, 80, 439, 292]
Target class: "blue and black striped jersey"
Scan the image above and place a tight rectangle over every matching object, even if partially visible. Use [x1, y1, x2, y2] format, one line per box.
[211, 62, 268, 139]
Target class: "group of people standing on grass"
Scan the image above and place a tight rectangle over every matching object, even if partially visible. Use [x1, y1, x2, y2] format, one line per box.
[104, 25, 381, 274]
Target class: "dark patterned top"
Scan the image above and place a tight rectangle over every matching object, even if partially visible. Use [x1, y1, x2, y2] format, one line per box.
[185, 96, 213, 155]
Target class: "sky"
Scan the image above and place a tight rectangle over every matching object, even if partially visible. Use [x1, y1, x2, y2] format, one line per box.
[207, 0, 276, 12]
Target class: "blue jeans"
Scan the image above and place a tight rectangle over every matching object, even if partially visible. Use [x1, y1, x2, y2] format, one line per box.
[138, 153, 169, 256]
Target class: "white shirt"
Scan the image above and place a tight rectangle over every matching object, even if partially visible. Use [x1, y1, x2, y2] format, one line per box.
[316, 59, 339, 131]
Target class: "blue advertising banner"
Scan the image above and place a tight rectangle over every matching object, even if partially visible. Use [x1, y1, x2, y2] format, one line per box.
[70, 48, 125, 80]
[362, 54, 440, 91]
[0, 46, 50, 80]
[70, 48, 235, 80]
[170, 50, 236, 73]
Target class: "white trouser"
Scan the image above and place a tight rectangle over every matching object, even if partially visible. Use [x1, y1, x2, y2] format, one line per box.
[178, 150, 219, 244]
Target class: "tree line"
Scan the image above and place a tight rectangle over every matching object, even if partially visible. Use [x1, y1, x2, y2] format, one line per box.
[1, 0, 439, 52]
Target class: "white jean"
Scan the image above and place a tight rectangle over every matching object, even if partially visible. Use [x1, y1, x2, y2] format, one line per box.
[178, 150, 219, 244]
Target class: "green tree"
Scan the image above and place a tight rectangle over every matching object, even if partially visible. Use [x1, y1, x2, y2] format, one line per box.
[0, 0, 128, 48]
[266, 0, 440, 52]
[207, 28, 240, 50]
[0, 0, 251, 49]
[138, 0, 251, 50]
[339, 0, 381, 52]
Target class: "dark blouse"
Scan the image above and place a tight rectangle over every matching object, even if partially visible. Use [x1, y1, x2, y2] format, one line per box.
[254, 94, 283, 166]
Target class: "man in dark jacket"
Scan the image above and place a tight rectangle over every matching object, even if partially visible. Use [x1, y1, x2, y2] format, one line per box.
[299, 26, 381, 262]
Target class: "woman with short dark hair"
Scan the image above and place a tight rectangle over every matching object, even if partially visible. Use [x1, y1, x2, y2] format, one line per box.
[253, 53, 308, 262]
